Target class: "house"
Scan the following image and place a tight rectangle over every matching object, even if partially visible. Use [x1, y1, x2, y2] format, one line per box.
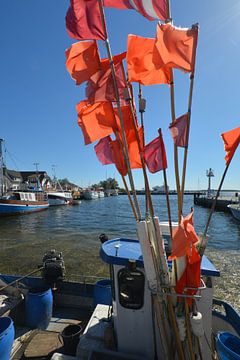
[3, 169, 51, 191]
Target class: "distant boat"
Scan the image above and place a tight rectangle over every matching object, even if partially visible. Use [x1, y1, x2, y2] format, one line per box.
[82, 189, 99, 200]
[98, 190, 105, 198]
[0, 139, 49, 216]
[46, 170, 73, 206]
[47, 190, 73, 206]
[0, 190, 49, 216]
[227, 203, 240, 221]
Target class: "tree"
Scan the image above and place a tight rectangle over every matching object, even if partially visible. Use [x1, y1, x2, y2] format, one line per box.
[98, 178, 118, 190]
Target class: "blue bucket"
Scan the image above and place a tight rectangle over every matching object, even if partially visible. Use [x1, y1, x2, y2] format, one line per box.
[25, 287, 53, 329]
[0, 317, 14, 360]
[216, 332, 240, 360]
[93, 279, 112, 307]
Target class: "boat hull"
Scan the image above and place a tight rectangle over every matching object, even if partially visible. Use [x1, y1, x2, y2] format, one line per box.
[0, 200, 49, 216]
[47, 192, 73, 206]
[228, 204, 240, 221]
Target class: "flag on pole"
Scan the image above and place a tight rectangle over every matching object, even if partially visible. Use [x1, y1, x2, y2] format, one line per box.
[65, 41, 101, 85]
[76, 101, 116, 144]
[111, 140, 128, 176]
[103, 0, 168, 21]
[143, 132, 167, 173]
[66, 0, 105, 40]
[94, 136, 115, 165]
[169, 113, 189, 148]
[155, 23, 199, 73]
[86, 61, 126, 102]
[127, 34, 171, 85]
[221, 127, 240, 165]
[169, 211, 199, 259]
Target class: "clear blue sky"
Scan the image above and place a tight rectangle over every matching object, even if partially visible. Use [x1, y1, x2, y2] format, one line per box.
[1, 1, 239, 190]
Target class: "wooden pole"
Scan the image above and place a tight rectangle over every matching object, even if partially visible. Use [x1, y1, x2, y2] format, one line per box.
[181, 24, 198, 210]
[121, 175, 138, 221]
[158, 129, 173, 243]
[138, 84, 149, 214]
[98, 0, 141, 220]
[203, 162, 230, 238]
[124, 79, 155, 218]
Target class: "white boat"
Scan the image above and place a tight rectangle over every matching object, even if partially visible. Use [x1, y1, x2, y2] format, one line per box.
[47, 190, 73, 206]
[82, 190, 99, 200]
[228, 203, 240, 221]
[97, 190, 104, 198]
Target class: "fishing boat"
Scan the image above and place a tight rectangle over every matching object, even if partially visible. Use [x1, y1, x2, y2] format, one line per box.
[227, 203, 240, 221]
[0, 140, 49, 216]
[47, 171, 73, 206]
[0, 190, 49, 216]
[82, 190, 99, 200]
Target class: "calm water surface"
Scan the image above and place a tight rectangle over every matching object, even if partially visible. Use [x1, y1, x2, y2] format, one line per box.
[0, 195, 240, 276]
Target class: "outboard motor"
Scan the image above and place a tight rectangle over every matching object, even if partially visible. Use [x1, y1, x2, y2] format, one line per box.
[41, 249, 65, 289]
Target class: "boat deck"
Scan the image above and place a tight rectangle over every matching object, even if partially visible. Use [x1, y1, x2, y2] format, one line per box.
[11, 305, 91, 360]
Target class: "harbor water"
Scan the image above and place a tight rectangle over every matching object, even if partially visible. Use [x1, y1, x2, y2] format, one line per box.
[0, 195, 239, 311]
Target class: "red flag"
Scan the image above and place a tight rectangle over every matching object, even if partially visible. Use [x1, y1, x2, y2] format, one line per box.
[65, 41, 100, 85]
[169, 113, 189, 148]
[143, 133, 167, 173]
[175, 245, 201, 304]
[169, 211, 199, 260]
[66, 0, 105, 41]
[86, 62, 126, 102]
[221, 127, 240, 165]
[155, 23, 199, 73]
[103, 0, 168, 21]
[94, 136, 114, 165]
[127, 34, 171, 85]
[76, 101, 116, 144]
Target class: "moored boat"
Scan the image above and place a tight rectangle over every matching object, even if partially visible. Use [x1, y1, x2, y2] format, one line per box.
[82, 190, 99, 200]
[0, 190, 49, 216]
[227, 203, 240, 221]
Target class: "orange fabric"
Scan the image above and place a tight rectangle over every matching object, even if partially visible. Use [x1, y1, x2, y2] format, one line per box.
[76, 101, 116, 144]
[175, 245, 201, 304]
[101, 52, 126, 72]
[128, 126, 143, 169]
[169, 210, 199, 259]
[127, 34, 171, 85]
[113, 105, 142, 169]
[155, 23, 199, 73]
[221, 127, 240, 165]
[65, 41, 100, 85]
[111, 139, 128, 176]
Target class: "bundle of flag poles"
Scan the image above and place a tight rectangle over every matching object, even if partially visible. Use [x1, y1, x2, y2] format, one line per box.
[64, 1, 240, 358]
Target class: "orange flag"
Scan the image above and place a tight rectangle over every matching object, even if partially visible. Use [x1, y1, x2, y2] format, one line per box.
[76, 101, 116, 145]
[128, 126, 143, 169]
[111, 139, 127, 176]
[221, 127, 240, 165]
[155, 23, 199, 73]
[127, 34, 171, 85]
[169, 210, 199, 259]
[65, 41, 100, 85]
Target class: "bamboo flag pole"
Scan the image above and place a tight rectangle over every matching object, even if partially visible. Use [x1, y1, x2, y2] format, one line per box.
[163, 9, 182, 223]
[180, 24, 199, 211]
[98, 0, 141, 221]
[203, 162, 230, 238]
[138, 84, 149, 214]
[124, 79, 155, 218]
[158, 129, 173, 243]
[121, 175, 138, 221]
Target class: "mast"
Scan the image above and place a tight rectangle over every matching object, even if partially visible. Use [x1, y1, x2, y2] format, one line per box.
[0, 139, 5, 197]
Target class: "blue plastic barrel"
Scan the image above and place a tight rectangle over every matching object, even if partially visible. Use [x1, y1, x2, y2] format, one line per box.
[0, 317, 14, 360]
[93, 279, 112, 307]
[216, 332, 240, 360]
[25, 287, 53, 329]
